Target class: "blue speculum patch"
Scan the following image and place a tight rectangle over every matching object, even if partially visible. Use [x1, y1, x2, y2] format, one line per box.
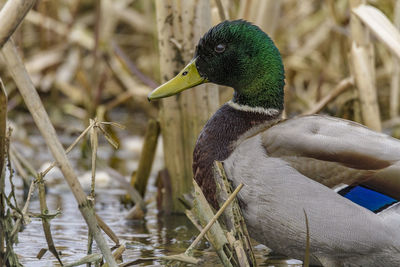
[338, 185, 398, 213]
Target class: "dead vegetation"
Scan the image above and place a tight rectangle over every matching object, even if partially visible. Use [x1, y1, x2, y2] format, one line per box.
[1, 0, 400, 266]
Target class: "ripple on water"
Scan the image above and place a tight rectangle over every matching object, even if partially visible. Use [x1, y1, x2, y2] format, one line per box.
[12, 134, 301, 266]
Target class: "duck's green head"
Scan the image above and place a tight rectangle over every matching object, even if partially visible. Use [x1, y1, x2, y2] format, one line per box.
[148, 20, 285, 110]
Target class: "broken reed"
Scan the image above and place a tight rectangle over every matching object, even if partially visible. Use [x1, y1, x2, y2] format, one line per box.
[1, 135, 24, 267]
[1, 100, 129, 265]
[0, 78, 8, 266]
[6, 116, 128, 266]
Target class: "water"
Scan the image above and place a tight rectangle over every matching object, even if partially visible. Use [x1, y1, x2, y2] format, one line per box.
[15, 188, 205, 266]
[14, 186, 300, 266]
[7, 114, 302, 266]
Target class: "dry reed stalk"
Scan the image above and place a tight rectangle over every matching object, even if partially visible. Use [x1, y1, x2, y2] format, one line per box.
[55, 82, 85, 106]
[39, 119, 123, 177]
[124, 253, 199, 265]
[181, 0, 220, 135]
[352, 5, 400, 60]
[186, 182, 244, 257]
[54, 47, 80, 85]
[64, 254, 103, 267]
[185, 183, 245, 267]
[390, 0, 400, 119]
[0, 79, 6, 180]
[11, 180, 36, 239]
[0, 128, 23, 266]
[10, 118, 122, 265]
[89, 1, 106, 117]
[23, 4, 154, 113]
[131, 119, 160, 197]
[141, 182, 244, 265]
[95, 214, 119, 245]
[155, 0, 194, 213]
[303, 77, 354, 115]
[1, 40, 117, 266]
[25, 46, 65, 75]
[25, 11, 94, 50]
[0, 0, 36, 48]
[115, 4, 153, 34]
[101, 242, 126, 267]
[155, 0, 219, 213]
[107, 53, 151, 100]
[185, 209, 205, 234]
[215, 0, 230, 20]
[36, 118, 121, 263]
[105, 91, 133, 111]
[252, 0, 281, 38]
[112, 41, 158, 88]
[190, 180, 233, 266]
[6, 148, 37, 240]
[41, 123, 94, 176]
[212, 161, 255, 267]
[96, 1, 153, 115]
[0, 78, 6, 267]
[349, 0, 381, 131]
[288, 20, 333, 60]
[104, 167, 145, 210]
[86, 119, 121, 257]
[37, 173, 63, 265]
[9, 148, 30, 186]
[99, 0, 117, 46]
[87, 118, 99, 263]
[328, 0, 344, 25]
[237, 0, 251, 20]
[89, 118, 98, 199]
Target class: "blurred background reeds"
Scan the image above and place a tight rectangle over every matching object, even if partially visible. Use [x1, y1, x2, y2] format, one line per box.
[3, 0, 400, 133]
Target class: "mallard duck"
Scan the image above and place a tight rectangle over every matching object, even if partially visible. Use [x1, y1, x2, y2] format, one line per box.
[148, 20, 400, 266]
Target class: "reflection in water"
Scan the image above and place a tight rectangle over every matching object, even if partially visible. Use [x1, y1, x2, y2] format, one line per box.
[15, 187, 301, 266]
[12, 133, 301, 266]
[15, 189, 211, 266]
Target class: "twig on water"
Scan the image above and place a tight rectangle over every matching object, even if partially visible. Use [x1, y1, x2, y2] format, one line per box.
[64, 254, 103, 267]
[101, 242, 126, 267]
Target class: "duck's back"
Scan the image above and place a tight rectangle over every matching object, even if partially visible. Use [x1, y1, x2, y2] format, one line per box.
[223, 115, 400, 266]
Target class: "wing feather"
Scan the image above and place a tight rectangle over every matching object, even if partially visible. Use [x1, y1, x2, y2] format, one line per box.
[262, 115, 400, 198]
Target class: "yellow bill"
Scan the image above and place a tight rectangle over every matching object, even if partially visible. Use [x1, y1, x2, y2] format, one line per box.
[148, 58, 208, 101]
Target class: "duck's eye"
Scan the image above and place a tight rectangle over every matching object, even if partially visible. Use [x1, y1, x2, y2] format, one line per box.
[214, 44, 226, 53]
